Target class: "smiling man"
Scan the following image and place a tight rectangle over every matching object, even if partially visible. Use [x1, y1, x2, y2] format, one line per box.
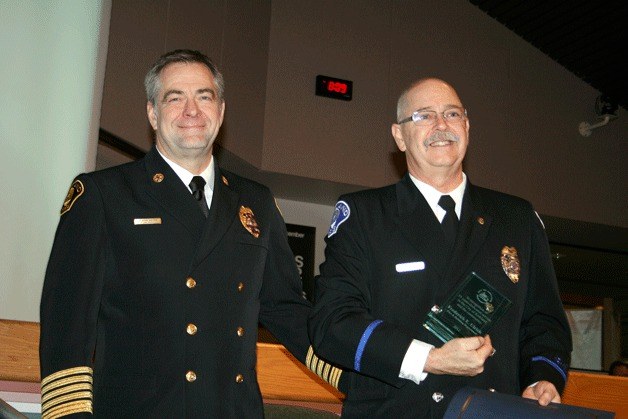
[309, 78, 572, 418]
[39, 49, 343, 418]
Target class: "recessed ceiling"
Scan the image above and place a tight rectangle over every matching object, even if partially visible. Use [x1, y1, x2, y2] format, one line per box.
[469, 0, 628, 111]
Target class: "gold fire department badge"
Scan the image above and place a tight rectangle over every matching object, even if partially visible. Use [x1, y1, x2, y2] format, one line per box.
[500, 246, 520, 283]
[60, 180, 84, 215]
[239, 206, 260, 238]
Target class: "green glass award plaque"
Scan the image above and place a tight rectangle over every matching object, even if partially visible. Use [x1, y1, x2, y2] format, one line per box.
[423, 272, 512, 343]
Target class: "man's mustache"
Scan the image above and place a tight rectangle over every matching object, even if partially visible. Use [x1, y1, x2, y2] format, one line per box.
[423, 131, 460, 148]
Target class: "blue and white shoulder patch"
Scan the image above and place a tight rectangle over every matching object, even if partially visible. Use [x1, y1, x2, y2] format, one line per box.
[327, 200, 350, 238]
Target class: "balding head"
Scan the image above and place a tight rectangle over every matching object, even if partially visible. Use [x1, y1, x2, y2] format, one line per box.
[396, 78, 462, 122]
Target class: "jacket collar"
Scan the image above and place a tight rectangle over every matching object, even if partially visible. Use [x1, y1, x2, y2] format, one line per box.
[395, 174, 492, 280]
[142, 147, 240, 268]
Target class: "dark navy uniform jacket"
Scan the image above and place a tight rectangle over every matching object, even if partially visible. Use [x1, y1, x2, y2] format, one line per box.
[40, 146, 314, 418]
[309, 174, 572, 418]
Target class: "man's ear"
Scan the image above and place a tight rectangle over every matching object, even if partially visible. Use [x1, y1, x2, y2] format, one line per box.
[391, 123, 407, 152]
[147, 101, 158, 130]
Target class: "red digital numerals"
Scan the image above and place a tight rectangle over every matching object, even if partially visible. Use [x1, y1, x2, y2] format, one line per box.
[326, 81, 347, 94]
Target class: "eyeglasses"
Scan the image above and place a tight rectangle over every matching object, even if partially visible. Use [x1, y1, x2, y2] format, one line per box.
[397, 107, 467, 126]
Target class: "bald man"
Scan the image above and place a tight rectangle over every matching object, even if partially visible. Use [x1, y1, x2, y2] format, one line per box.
[309, 78, 572, 418]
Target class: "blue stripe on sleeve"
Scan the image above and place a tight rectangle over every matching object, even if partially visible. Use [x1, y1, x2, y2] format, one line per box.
[354, 320, 383, 372]
[531, 356, 567, 382]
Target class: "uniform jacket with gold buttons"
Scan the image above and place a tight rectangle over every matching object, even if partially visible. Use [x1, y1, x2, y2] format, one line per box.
[40, 146, 314, 418]
[308, 174, 572, 418]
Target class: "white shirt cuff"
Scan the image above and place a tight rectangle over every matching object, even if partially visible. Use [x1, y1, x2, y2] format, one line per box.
[399, 339, 434, 385]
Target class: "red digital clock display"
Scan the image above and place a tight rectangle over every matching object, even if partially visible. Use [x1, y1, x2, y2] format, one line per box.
[315, 75, 353, 101]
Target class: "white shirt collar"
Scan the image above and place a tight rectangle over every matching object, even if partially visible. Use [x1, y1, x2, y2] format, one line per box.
[156, 148, 215, 207]
[408, 172, 467, 222]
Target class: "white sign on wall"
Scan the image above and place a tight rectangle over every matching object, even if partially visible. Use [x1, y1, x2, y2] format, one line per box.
[566, 308, 602, 370]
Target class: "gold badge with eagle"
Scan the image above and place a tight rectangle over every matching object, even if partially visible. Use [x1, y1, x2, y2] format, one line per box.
[60, 180, 84, 215]
[239, 206, 260, 238]
[500, 246, 520, 283]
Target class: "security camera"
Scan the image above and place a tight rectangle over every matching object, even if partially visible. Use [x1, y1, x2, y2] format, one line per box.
[595, 95, 618, 117]
[579, 94, 619, 137]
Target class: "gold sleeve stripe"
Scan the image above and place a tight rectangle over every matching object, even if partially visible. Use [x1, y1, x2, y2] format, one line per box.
[41, 366, 93, 387]
[42, 400, 93, 419]
[305, 345, 342, 389]
[41, 383, 92, 404]
[41, 373, 92, 393]
[42, 391, 91, 412]
[41, 367, 93, 418]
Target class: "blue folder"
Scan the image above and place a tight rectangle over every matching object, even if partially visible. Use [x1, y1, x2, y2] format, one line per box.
[443, 387, 615, 418]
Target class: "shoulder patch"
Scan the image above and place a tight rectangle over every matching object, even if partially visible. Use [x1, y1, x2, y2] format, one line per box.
[60, 180, 85, 215]
[327, 200, 350, 238]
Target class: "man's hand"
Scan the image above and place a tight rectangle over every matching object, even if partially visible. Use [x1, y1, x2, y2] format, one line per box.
[424, 335, 494, 376]
[521, 381, 560, 406]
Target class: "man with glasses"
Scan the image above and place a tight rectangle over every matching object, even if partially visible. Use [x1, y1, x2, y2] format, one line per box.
[309, 78, 571, 418]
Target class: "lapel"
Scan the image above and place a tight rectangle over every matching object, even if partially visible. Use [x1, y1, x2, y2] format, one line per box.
[191, 164, 240, 268]
[395, 174, 450, 277]
[143, 147, 205, 240]
[444, 182, 493, 283]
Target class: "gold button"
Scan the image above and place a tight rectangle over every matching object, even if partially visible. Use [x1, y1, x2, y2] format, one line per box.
[477, 217, 485, 225]
[235, 374, 244, 383]
[237, 327, 244, 337]
[186, 370, 197, 382]
[153, 173, 164, 183]
[237, 282, 244, 292]
[186, 278, 196, 288]
[187, 324, 198, 335]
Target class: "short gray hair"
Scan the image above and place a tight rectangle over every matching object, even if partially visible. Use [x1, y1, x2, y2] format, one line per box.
[144, 49, 225, 106]
[396, 80, 425, 122]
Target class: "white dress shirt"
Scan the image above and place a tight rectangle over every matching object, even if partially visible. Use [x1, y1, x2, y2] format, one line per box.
[398, 173, 467, 385]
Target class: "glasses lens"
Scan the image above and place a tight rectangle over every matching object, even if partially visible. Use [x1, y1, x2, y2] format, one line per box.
[411, 111, 436, 125]
[444, 108, 465, 121]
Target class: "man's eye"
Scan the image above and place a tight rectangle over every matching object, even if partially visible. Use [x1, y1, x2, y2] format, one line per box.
[446, 110, 461, 118]
[415, 112, 434, 121]
[167, 97, 181, 103]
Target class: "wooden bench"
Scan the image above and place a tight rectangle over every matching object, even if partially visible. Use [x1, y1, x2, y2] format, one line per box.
[2, 319, 626, 417]
[562, 370, 627, 417]
[0, 319, 40, 383]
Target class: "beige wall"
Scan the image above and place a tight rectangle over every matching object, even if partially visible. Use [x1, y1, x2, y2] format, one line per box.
[1, 0, 111, 322]
[100, 0, 627, 228]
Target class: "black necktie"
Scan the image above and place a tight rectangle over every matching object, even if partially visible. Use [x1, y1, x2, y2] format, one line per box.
[189, 176, 209, 218]
[438, 195, 458, 250]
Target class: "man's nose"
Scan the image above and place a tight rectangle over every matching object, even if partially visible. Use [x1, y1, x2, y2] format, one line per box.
[184, 99, 200, 116]
[434, 113, 448, 129]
